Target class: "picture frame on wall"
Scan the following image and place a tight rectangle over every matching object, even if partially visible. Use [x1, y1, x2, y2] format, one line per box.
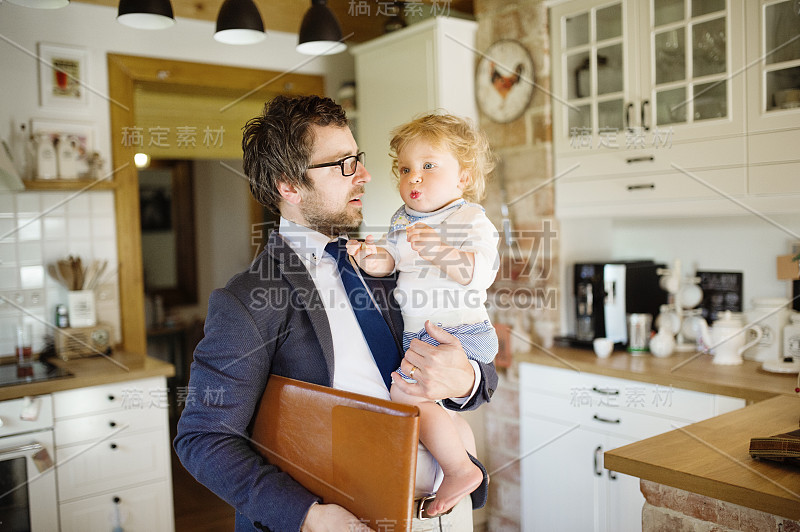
[30, 119, 94, 179]
[37, 42, 89, 109]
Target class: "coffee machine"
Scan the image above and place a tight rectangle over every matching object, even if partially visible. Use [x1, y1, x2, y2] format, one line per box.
[573, 261, 667, 345]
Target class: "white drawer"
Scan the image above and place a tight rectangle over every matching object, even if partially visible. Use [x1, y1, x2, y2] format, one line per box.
[520, 363, 721, 422]
[556, 167, 747, 208]
[53, 377, 168, 419]
[55, 403, 167, 447]
[747, 128, 800, 165]
[748, 161, 800, 195]
[60, 479, 174, 532]
[555, 135, 747, 179]
[522, 390, 693, 441]
[56, 429, 170, 501]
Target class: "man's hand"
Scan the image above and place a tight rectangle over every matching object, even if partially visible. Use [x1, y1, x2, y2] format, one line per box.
[301, 503, 373, 532]
[392, 321, 476, 401]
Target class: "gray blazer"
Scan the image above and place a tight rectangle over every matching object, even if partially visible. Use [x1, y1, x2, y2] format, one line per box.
[174, 230, 498, 532]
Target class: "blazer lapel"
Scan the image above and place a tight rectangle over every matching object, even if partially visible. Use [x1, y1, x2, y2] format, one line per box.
[265, 231, 335, 384]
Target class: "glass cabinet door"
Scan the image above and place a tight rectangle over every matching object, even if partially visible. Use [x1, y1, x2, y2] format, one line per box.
[763, 0, 800, 112]
[647, 0, 732, 129]
[554, 0, 630, 150]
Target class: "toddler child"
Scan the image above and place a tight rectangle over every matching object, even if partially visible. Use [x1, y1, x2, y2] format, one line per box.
[347, 113, 499, 517]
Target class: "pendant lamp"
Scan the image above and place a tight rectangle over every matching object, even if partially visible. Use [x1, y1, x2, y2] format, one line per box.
[5, 0, 69, 8]
[117, 0, 175, 29]
[297, 0, 346, 55]
[214, 0, 266, 45]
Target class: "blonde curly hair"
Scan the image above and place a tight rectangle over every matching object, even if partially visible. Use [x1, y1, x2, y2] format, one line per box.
[389, 112, 495, 203]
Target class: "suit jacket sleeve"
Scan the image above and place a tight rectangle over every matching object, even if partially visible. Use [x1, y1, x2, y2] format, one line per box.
[174, 288, 320, 532]
[440, 359, 497, 411]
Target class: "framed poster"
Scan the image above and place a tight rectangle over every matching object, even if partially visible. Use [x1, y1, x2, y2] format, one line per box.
[38, 43, 89, 108]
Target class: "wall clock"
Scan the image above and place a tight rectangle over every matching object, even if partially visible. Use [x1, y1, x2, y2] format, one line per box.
[475, 39, 535, 123]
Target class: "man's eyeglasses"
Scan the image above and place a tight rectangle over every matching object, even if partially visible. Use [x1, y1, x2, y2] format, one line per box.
[307, 152, 365, 177]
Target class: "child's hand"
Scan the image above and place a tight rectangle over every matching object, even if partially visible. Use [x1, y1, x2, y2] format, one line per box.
[406, 223, 444, 261]
[346, 236, 377, 261]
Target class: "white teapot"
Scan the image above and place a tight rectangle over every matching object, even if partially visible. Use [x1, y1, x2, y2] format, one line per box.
[700, 311, 763, 365]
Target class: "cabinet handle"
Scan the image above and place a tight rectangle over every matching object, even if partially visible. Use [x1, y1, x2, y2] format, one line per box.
[608, 470, 618, 480]
[107, 394, 116, 402]
[110, 443, 118, 450]
[109, 421, 117, 428]
[594, 446, 603, 476]
[625, 102, 634, 131]
[625, 156, 654, 164]
[591, 386, 619, 395]
[641, 99, 650, 131]
[113, 496, 121, 503]
[626, 183, 655, 191]
[593, 414, 621, 424]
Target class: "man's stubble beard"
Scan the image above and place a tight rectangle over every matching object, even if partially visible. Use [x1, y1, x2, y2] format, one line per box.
[301, 187, 364, 237]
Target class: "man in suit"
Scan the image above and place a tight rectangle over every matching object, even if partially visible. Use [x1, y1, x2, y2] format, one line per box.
[174, 95, 497, 531]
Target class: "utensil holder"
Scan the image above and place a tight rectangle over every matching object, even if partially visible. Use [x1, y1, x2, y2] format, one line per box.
[67, 290, 96, 327]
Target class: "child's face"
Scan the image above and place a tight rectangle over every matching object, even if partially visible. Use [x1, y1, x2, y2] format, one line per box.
[396, 138, 468, 213]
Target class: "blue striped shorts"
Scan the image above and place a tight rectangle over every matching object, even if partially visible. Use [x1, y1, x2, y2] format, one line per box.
[401, 320, 498, 365]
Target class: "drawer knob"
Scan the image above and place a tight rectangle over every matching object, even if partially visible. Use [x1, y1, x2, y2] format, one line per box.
[593, 414, 621, 424]
[591, 386, 619, 396]
[113, 496, 121, 503]
[109, 421, 117, 428]
[110, 443, 118, 450]
[107, 394, 116, 402]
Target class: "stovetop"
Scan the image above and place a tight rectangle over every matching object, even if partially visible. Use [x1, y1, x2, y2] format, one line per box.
[0, 360, 73, 388]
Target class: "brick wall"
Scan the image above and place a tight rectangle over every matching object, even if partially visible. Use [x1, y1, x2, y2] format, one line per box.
[641, 480, 800, 532]
[474, 0, 554, 527]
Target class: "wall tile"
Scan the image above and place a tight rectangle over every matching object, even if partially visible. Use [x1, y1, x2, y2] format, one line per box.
[16, 194, 40, 215]
[41, 193, 68, 216]
[0, 243, 17, 266]
[16, 218, 41, 241]
[43, 216, 66, 240]
[0, 194, 14, 214]
[65, 193, 90, 216]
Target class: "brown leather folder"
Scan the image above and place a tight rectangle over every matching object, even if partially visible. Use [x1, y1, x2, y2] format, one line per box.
[250, 376, 420, 530]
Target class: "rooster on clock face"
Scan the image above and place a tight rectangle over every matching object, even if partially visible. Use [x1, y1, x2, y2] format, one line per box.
[476, 40, 535, 123]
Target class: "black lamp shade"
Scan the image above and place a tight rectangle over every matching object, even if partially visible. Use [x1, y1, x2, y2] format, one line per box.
[297, 0, 346, 55]
[117, 0, 175, 29]
[214, 0, 265, 44]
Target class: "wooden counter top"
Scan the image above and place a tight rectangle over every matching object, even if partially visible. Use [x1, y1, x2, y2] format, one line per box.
[0, 352, 174, 401]
[604, 394, 800, 520]
[515, 343, 797, 402]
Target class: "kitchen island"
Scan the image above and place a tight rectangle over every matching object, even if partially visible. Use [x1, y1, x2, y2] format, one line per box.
[605, 395, 800, 527]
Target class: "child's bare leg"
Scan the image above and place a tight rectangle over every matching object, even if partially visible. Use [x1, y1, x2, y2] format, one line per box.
[391, 384, 483, 516]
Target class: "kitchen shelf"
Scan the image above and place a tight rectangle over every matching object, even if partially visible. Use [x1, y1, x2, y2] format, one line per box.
[23, 178, 116, 191]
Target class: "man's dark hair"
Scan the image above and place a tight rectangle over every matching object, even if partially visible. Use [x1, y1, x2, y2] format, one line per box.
[242, 95, 349, 214]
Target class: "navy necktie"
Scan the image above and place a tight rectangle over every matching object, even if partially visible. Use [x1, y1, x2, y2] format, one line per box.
[325, 239, 400, 389]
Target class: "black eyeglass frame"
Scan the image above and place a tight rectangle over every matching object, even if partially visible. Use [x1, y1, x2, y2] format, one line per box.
[307, 152, 365, 177]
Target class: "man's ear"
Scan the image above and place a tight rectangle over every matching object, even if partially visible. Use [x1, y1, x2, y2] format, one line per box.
[277, 180, 302, 206]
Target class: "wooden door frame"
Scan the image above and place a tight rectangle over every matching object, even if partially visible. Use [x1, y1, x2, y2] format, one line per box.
[108, 53, 324, 357]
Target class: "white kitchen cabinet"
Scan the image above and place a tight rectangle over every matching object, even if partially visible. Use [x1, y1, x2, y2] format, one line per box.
[546, 0, 800, 217]
[745, 0, 800, 197]
[519, 362, 744, 532]
[551, 0, 745, 152]
[53, 376, 174, 532]
[351, 17, 478, 231]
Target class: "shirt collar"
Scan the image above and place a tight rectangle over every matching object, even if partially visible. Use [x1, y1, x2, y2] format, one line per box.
[279, 217, 343, 265]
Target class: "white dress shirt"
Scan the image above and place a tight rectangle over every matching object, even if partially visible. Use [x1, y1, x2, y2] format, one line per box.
[278, 218, 482, 496]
